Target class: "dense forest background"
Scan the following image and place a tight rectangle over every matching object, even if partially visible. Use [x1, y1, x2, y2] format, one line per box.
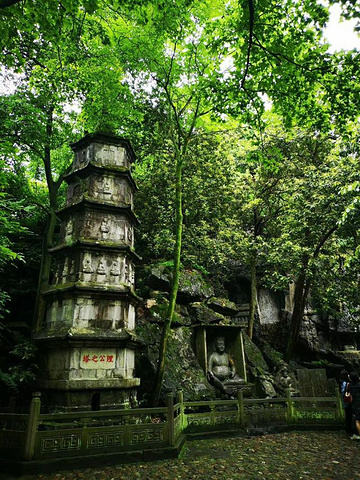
[0, 0, 360, 402]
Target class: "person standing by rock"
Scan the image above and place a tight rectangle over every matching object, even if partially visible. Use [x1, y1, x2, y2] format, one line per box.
[339, 369, 352, 435]
[348, 371, 360, 440]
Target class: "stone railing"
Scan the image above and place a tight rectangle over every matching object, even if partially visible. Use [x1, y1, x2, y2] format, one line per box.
[0, 388, 344, 474]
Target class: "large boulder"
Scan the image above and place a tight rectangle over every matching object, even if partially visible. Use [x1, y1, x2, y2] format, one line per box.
[144, 296, 192, 326]
[187, 302, 228, 325]
[177, 270, 214, 303]
[147, 266, 171, 291]
[206, 297, 239, 316]
[243, 333, 269, 376]
[147, 266, 214, 304]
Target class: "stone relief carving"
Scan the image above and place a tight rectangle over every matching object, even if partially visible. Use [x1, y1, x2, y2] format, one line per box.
[123, 150, 129, 168]
[118, 220, 125, 241]
[78, 253, 131, 285]
[118, 183, 126, 202]
[128, 263, 135, 286]
[97, 258, 107, 276]
[72, 184, 82, 203]
[53, 261, 62, 284]
[69, 258, 76, 276]
[65, 220, 73, 238]
[81, 254, 94, 282]
[127, 226, 133, 244]
[62, 258, 69, 283]
[124, 263, 129, 284]
[82, 255, 94, 273]
[96, 145, 116, 166]
[100, 218, 110, 239]
[110, 260, 121, 277]
[96, 177, 112, 198]
[103, 178, 111, 195]
[79, 148, 87, 166]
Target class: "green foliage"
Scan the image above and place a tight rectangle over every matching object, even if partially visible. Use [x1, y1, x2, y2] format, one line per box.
[0, 339, 38, 395]
[1, 0, 360, 380]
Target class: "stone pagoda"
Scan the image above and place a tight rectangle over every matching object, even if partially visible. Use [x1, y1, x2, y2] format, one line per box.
[35, 133, 141, 411]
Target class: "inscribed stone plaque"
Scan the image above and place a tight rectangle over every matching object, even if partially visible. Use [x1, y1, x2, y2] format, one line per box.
[297, 368, 329, 397]
[80, 349, 116, 369]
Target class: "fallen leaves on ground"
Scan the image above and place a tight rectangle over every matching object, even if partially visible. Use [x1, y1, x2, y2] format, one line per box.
[3, 430, 360, 480]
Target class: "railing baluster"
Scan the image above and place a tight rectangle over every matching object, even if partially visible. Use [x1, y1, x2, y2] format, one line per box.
[237, 390, 245, 429]
[23, 392, 41, 461]
[286, 388, 294, 423]
[166, 392, 175, 447]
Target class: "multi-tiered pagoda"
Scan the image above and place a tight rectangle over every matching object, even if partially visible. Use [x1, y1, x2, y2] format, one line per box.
[35, 133, 141, 411]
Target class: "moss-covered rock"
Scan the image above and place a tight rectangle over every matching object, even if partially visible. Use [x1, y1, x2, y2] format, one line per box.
[144, 297, 191, 326]
[256, 338, 284, 371]
[187, 302, 227, 325]
[206, 297, 239, 316]
[148, 266, 171, 292]
[147, 266, 214, 304]
[243, 333, 269, 376]
[177, 270, 214, 303]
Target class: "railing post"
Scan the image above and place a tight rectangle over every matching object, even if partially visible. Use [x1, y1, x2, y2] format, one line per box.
[23, 392, 41, 461]
[166, 391, 175, 447]
[335, 388, 344, 420]
[237, 389, 245, 430]
[176, 388, 185, 431]
[286, 388, 294, 424]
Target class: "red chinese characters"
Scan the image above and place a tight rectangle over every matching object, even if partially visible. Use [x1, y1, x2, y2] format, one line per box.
[82, 354, 114, 364]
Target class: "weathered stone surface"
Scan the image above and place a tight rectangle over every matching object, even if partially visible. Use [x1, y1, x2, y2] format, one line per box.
[177, 270, 214, 303]
[147, 267, 214, 304]
[136, 323, 215, 402]
[148, 266, 171, 291]
[242, 333, 269, 376]
[297, 368, 330, 397]
[255, 373, 277, 398]
[45, 295, 136, 331]
[142, 297, 191, 326]
[187, 302, 227, 325]
[256, 338, 285, 371]
[274, 362, 299, 396]
[39, 134, 140, 410]
[257, 288, 281, 325]
[206, 297, 239, 316]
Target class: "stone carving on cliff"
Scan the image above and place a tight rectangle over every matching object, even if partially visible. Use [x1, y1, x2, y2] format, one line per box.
[207, 336, 245, 398]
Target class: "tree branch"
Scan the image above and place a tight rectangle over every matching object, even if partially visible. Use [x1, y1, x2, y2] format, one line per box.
[313, 225, 338, 258]
[54, 163, 72, 191]
[0, 0, 21, 8]
[28, 200, 50, 215]
[241, 0, 255, 89]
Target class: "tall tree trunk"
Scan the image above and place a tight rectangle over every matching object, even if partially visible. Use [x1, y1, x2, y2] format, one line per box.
[151, 151, 183, 406]
[284, 226, 337, 361]
[32, 106, 57, 332]
[285, 270, 310, 361]
[32, 207, 57, 332]
[247, 255, 257, 339]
